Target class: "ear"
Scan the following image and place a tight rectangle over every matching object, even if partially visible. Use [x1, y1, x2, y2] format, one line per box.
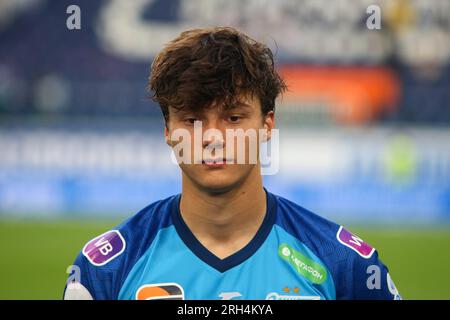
[164, 124, 172, 146]
[262, 111, 275, 142]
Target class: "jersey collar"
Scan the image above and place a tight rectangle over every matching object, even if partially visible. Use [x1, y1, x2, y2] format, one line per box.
[170, 188, 277, 273]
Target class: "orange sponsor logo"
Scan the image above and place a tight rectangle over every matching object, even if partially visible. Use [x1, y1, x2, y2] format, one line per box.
[136, 283, 184, 300]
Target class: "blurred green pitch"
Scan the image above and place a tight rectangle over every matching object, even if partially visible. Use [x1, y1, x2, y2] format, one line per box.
[0, 220, 449, 300]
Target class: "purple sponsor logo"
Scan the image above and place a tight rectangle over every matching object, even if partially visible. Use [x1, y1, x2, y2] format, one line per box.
[82, 230, 126, 266]
[336, 226, 375, 259]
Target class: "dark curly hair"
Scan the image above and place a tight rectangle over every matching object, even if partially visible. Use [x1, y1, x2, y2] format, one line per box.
[148, 26, 286, 122]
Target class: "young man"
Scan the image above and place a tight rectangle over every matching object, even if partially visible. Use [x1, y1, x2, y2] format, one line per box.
[64, 27, 401, 300]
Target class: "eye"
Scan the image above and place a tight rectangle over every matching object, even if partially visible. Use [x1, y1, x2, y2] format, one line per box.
[183, 117, 198, 125]
[228, 115, 241, 123]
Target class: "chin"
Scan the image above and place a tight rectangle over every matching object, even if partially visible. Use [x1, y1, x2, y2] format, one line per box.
[195, 176, 241, 194]
[181, 164, 257, 194]
[187, 170, 248, 194]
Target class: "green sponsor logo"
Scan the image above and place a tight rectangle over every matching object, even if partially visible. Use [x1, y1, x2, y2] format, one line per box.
[278, 243, 327, 284]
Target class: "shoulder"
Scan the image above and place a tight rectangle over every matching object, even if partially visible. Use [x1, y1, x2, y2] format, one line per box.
[65, 194, 179, 300]
[273, 192, 373, 258]
[273, 193, 342, 253]
[84, 194, 177, 267]
[271, 192, 400, 299]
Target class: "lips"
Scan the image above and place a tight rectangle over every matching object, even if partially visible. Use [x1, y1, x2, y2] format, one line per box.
[202, 158, 233, 165]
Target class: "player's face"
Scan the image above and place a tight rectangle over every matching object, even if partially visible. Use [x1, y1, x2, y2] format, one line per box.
[165, 94, 274, 193]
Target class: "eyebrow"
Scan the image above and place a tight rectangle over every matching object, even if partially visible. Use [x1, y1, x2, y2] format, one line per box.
[173, 109, 197, 116]
[171, 101, 253, 117]
[229, 102, 253, 109]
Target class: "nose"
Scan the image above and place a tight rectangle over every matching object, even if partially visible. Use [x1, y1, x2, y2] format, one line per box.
[201, 118, 226, 150]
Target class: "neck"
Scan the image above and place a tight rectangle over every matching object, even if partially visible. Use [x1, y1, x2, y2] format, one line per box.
[179, 166, 267, 246]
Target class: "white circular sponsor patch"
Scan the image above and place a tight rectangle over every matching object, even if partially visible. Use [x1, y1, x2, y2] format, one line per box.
[282, 247, 291, 257]
[387, 273, 402, 300]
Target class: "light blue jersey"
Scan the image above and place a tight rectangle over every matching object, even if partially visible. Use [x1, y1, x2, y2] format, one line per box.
[64, 189, 401, 300]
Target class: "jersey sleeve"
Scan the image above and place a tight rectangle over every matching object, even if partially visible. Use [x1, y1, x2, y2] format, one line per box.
[63, 229, 127, 300]
[335, 226, 402, 300]
[349, 250, 402, 300]
[63, 252, 108, 300]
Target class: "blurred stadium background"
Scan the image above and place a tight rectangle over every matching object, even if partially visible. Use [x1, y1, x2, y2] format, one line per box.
[1, 0, 450, 299]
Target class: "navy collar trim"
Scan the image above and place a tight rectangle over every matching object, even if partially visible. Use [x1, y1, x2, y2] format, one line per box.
[170, 188, 277, 273]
